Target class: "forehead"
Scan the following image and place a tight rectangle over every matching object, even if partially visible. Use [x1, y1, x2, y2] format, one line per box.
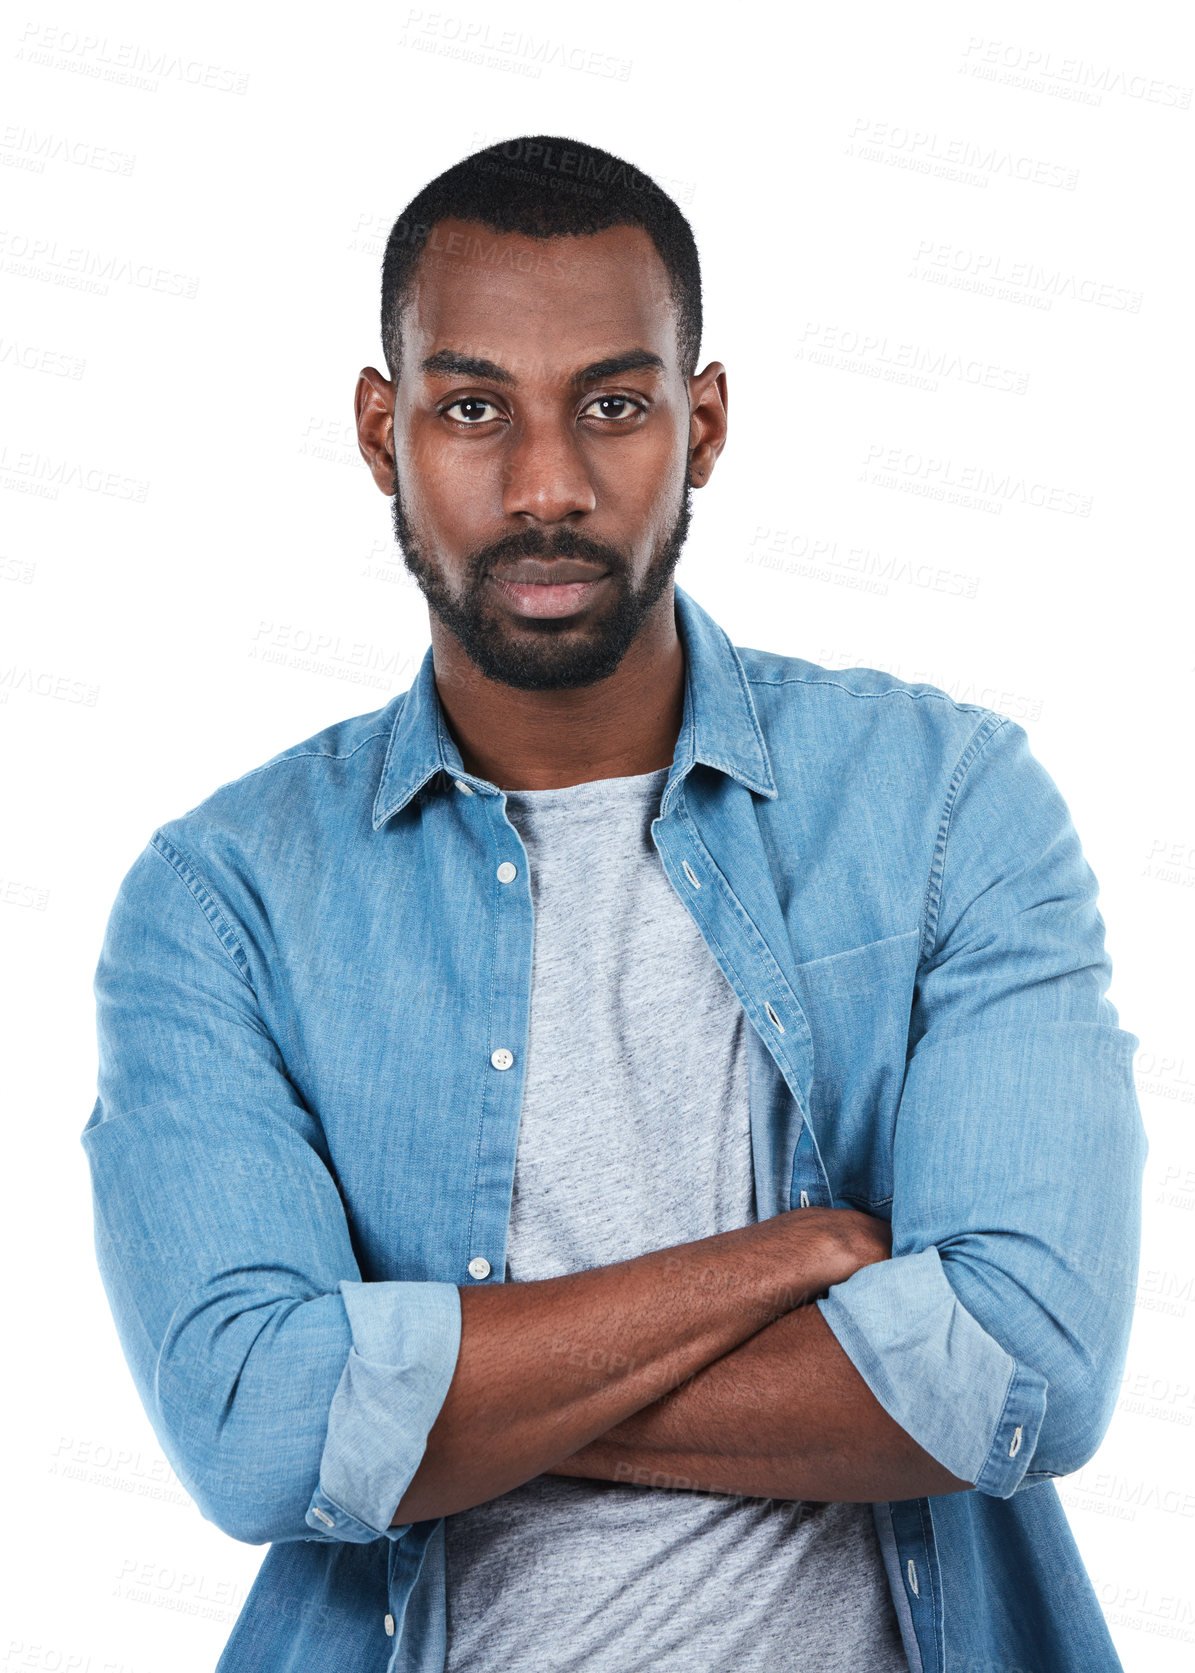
[403, 217, 678, 376]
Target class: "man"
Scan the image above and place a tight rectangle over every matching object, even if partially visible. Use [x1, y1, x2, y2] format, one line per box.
[84, 135, 1146, 1672]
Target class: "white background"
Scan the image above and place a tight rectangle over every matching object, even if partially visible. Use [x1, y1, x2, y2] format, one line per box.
[2, 1, 1193, 1667]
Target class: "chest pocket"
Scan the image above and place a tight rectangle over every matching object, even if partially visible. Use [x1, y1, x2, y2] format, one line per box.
[790, 928, 920, 1211]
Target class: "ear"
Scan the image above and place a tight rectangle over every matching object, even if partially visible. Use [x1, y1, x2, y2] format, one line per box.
[355, 367, 397, 494]
[687, 361, 728, 486]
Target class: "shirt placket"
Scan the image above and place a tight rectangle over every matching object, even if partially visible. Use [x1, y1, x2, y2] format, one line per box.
[447, 774, 536, 1290]
[883, 1500, 943, 1673]
[385, 774, 537, 1671]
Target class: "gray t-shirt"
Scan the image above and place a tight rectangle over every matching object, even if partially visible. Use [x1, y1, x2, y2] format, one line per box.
[443, 767, 909, 1673]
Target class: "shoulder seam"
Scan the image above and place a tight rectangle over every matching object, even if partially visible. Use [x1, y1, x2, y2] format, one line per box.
[919, 713, 1011, 963]
[747, 671, 990, 715]
[149, 834, 255, 985]
[218, 726, 392, 791]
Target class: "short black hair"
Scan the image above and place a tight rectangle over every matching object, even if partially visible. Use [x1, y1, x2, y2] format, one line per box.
[380, 134, 702, 384]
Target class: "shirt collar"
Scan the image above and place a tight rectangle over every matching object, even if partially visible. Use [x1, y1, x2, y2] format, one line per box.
[371, 583, 776, 830]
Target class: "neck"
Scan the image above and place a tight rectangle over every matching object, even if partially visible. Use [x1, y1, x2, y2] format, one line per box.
[429, 590, 685, 791]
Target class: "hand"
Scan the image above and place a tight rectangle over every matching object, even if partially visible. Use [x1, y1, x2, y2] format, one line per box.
[721, 1203, 891, 1318]
[806, 1206, 892, 1287]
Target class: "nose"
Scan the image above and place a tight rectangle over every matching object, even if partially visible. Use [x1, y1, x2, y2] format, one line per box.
[500, 415, 598, 524]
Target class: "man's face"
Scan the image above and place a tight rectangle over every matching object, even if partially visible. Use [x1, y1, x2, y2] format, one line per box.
[379, 217, 700, 690]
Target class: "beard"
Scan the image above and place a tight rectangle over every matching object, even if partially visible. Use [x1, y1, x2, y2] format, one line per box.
[390, 469, 692, 691]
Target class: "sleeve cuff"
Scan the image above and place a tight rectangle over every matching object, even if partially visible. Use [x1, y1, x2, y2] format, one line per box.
[816, 1246, 1047, 1498]
[304, 1278, 462, 1542]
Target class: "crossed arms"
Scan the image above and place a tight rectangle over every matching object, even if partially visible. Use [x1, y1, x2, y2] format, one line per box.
[388, 718, 1145, 1529]
[84, 718, 1146, 1547]
[391, 1207, 970, 1526]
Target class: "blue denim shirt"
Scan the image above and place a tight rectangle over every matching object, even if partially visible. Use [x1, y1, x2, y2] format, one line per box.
[83, 585, 1146, 1673]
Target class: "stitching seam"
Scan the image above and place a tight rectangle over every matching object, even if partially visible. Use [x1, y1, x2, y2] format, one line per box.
[747, 672, 995, 714]
[149, 835, 254, 984]
[915, 1497, 943, 1671]
[460, 798, 507, 1276]
[917, 713, 1009, 966]
[237, 727, 394, 784]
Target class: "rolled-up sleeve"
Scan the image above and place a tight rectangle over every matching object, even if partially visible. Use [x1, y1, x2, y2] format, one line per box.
[82, 835, 462, 1546]
[816, 715, 1147, 1498]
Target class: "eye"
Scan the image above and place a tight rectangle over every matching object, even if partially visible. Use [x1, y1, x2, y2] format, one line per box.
[442, 397, 503, 425]
[581, 395, 645, 422]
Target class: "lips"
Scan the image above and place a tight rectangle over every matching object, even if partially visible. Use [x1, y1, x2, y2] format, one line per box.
[489, 558, 610, 619]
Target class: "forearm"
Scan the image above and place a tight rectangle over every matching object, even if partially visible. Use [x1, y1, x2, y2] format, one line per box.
[393, 1207, 888, 1523]
[546, 1302, 971, 1502]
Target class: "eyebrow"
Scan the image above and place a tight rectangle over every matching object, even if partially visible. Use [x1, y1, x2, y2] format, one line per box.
[418, 348, 666, 388]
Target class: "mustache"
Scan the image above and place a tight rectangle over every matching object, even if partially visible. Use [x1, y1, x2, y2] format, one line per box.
[465, 524, 629, 581]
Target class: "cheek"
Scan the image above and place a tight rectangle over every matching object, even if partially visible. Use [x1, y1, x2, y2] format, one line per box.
[595, 428, 685, 509]
[645, 437, 692, 520]
[398, 429, 493, 533]
[396, 419, 449, 489]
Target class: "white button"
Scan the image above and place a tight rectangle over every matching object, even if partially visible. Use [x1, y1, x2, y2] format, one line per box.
[454, 779, 474, 795]
[468, 1256, 491, 1280]
[491, 1048, 514, 1070]
[384, 1612, 395, 1636]
[496, 861, 517, 884]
